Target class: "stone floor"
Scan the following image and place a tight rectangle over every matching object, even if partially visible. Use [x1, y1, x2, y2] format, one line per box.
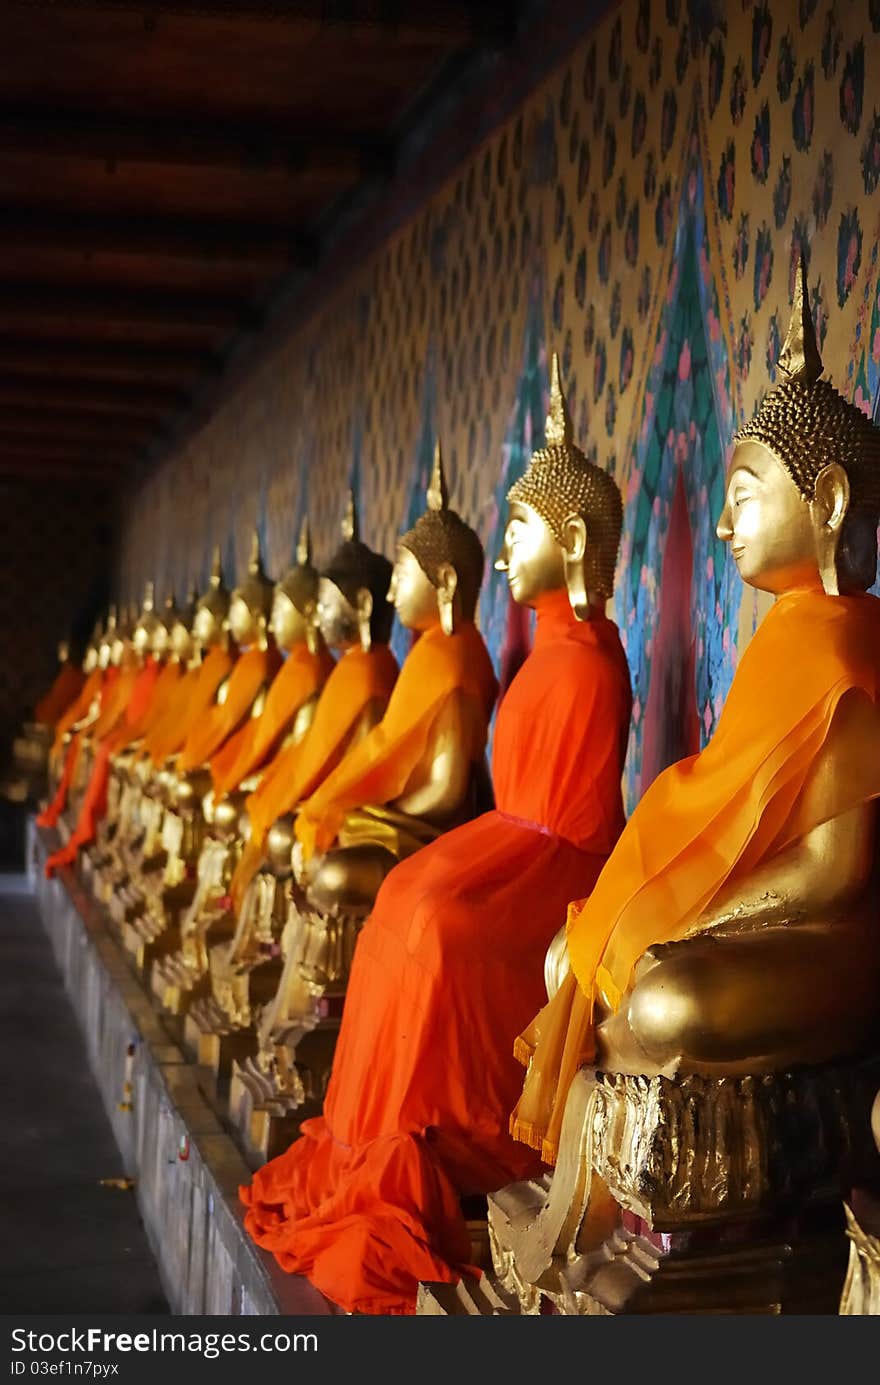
[0, 871, 169, 1313]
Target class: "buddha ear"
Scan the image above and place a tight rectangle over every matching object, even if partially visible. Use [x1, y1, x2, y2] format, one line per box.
[812, 463, 850, 530]
[435, 561, 458, 635]
[561, 513, 591, 621]
[355, 586, 373, 653]
[811, 464, 850, 596]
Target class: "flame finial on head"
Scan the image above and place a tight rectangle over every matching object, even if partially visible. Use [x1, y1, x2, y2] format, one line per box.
[296, 516, 312, 566]
[142, 580, 155, 612]
[778, 253, 823, 386]
[341, 490, 359, 543]
[209, 546, 223, 588]
[544, 352, 574, 449]
[426, 439, 449, 512]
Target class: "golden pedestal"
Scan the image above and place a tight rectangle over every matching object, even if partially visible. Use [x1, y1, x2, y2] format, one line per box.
[839, 1193, 880, 1314]
[228, 886, 364, 1163]
[426, 1060, 880, 1316]
[151, 837, 236, 1016]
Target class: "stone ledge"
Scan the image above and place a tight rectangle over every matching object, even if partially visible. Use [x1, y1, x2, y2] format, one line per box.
[27, 815, 338, 1317]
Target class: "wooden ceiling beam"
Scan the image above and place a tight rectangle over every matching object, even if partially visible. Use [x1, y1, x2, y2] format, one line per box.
[0, 341, 217, 384]
[0, 457, 126, 482]
[0, 378, 190, 414]
[0, 283, 248, 330]
[0, 414, 156, 444]
[0, 105, 393, 179]
[4, 2, 514, 45]
[0, 206, 318, 268]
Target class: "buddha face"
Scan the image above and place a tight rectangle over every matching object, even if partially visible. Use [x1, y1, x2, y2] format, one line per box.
[496, 500, 566, 607]
[132, 621, 152, 658]
[227, 593, 261, 646]
[151, 621, 170, 659]
[716, 440, 820, 595]
[316, 577, 359, 648]
[192, 603, 225, 648]
[269, 590, 311, 652]
[387, 546, 440, 632]
[170, 618, 194, 662]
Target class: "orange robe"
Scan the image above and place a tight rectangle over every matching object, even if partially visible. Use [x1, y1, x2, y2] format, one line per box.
[241, 592, 632, 1314]
[229, 644, 399, 911]
[511, 587, 880, 1165]
[175, 645, 280, 774]
[140, 646, 233, 769]
[38, 668, 114, 828]
[44, 659, 162, 876]
[209, 643, 335, 802]
[34, 662, 86, 728]
[294, 621, 499, 863]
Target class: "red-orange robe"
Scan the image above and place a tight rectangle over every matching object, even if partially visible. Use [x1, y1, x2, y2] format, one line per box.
[241, 589, 632, 1314]
[511, 585, 880, 1164]
[38, 667, 115, 828]
[44, 658, 162, 875]
[34, 662, 86, 728]
[175, 644, 280, 774]
[139, 645, 234, 769]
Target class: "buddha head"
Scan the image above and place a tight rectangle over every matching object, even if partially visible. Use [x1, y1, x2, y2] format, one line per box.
[111, 604, 135, 667]
[270, 517, 321, 654]
[132, 581, 164, 660]
[390, 441, 485, 635]
[165, 586, 194, 662]
[719, 256, 880, 596]
[498, 353, 623, 619]
[228, 530, 275, 649]
[316, 492, 394, 652]
[83, 619, 102, 674]
[98, 607, 118, 670]
[192, 549, 231, 649]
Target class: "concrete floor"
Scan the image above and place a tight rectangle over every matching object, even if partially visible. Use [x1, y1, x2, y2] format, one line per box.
[0, 873, 169, 1313]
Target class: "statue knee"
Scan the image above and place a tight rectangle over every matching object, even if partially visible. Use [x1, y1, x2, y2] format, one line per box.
[309, 846, 396, 913]
[626, 949, 718, 1066]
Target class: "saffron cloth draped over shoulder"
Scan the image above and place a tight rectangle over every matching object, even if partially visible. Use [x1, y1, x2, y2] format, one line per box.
[241, 589, 632, 1314]
[511, 587, 880, 1164]
[140, 645, 233, 768]
[175, 644, 279, 774]
[293, 620, 498, 863]
[209, 642, 335, 802]
[229, 643, 399, 912]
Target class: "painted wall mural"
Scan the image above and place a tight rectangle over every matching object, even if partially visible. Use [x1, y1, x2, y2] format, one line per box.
[118, 0, 880, 809]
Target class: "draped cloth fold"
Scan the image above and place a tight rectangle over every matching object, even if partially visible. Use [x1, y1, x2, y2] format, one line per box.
[209, 643, 335, 802]
[511, 588, 880, 1166]
[241, 591, 632, 1314]
[34, 663, 87, 728]
[139, 646, 233, 768]
[294, 622, 499, 863]
[39, 668, 116, 826]
[175, 645, 280, 774]
[229, 645, 399, 912]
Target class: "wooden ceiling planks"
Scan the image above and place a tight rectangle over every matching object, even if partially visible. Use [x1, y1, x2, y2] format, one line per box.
[0, 0, 515, 485]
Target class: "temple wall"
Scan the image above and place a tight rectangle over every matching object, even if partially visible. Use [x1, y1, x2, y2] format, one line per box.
[116, 0, 880, 805]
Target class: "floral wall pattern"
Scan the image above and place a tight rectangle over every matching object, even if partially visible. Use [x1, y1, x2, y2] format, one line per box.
[118, 0, 880, 808]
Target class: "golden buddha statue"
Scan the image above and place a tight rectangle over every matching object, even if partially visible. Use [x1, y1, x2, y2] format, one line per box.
[188, 503, 397, 1085]
[2, 633, 87, 806]
[156, 523, 333, 1022]
[96, 588, 194, 916]
[479, 258, 880, 1317]
[122, 557, 234, 974]
[241, 362, 634, 1315]
[231, 447, 500, 1163]
[150, 530, 280, 1013]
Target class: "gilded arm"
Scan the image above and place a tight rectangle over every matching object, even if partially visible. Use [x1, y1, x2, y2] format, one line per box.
[393, 690, 473, 822]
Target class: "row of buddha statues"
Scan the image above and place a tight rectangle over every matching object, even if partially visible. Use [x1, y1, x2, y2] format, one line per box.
[24, 257, 880, 1315]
